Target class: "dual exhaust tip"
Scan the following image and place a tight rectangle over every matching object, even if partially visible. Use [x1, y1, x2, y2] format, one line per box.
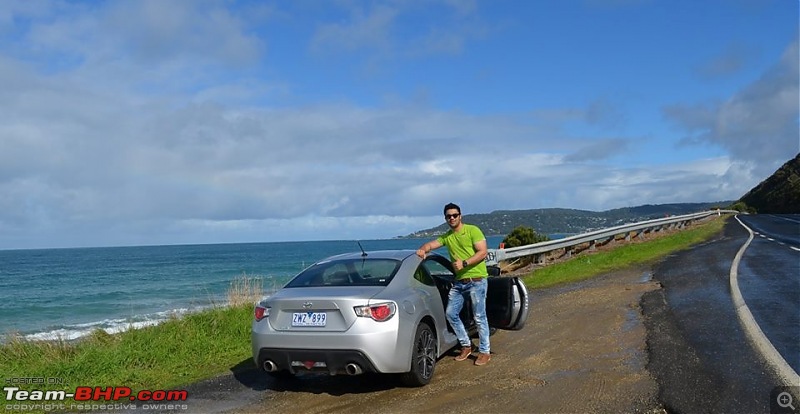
[262, 360, 363, 376]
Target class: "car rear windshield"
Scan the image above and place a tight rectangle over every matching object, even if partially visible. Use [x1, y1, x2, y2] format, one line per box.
[285, 258, 401, 288]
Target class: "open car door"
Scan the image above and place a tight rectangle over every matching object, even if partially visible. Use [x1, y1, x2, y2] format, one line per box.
[422, 255, 529, 331]
[486, 276, 529, 330]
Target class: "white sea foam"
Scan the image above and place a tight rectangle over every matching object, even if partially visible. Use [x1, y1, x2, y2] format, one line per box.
[21, 307, 202, 342]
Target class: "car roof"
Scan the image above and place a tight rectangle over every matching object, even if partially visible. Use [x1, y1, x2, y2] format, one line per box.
[322, 249, 443, 261]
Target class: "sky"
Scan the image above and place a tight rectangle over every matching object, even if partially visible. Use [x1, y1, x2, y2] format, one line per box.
[0, 0, 798, 250]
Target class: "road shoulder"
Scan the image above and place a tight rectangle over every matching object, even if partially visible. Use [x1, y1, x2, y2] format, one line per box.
[205, 266, 665, 414]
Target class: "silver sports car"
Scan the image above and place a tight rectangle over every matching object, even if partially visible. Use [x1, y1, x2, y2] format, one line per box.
[251, 249, 529, 386]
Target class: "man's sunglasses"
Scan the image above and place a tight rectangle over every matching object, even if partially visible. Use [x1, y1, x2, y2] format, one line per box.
[445, 213, 460, 219]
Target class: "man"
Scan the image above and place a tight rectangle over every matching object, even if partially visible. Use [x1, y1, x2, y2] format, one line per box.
[416, 203, 491, 366]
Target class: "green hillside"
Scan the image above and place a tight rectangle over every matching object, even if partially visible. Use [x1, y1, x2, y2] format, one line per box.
[738, 153, 800, 214]
[404, 201, 732, 238]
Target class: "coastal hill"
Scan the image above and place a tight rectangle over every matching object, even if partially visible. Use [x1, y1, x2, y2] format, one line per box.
[403, 201, 734, 238]
[738, 152, 800, 214]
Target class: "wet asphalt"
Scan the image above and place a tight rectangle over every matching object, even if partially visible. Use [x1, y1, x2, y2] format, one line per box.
[641, 214, 799, 414]
[737, 214, 800, 373]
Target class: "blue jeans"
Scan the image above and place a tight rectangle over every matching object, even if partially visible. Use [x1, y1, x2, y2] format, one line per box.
[446, 278, 490, 354]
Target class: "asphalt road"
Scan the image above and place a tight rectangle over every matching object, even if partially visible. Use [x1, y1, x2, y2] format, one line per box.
[736, 214, 800, 374]
[641, 214, 799, 413]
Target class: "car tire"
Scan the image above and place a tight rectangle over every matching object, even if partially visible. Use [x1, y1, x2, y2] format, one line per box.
[400, 322, 437, 387]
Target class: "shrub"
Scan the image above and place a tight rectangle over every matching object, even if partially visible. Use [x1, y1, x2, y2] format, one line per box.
[501, 226, 550, 269]
[729, 201, 756, 213]
[502, 225, 549, 248]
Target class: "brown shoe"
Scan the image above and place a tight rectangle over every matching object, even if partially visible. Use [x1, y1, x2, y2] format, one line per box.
[454, 346, 472, 361]
[474, 352, 491, 366]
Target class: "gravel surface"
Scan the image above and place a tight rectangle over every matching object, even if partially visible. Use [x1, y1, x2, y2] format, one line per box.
[168, 267, 667, 414]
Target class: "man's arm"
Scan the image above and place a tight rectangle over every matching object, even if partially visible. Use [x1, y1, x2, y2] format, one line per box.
[416, 240, 443, 258]
[465, 239, 488, 266]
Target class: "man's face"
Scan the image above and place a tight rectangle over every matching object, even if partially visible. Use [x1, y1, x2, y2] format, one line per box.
[444, 209, 461, 229]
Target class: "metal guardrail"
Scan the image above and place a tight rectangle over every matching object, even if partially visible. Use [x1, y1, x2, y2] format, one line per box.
[485, 209, 738, 266]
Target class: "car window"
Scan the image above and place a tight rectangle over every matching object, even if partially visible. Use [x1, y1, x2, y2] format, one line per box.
[422, 259, 454, 280]
[413, 265, 434, 286]
[285, 258, 401, 288]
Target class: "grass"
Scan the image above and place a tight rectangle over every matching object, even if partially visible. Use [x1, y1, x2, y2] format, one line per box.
[1, 274, 264, 410]
[522, 215, 728, 289]
[3, 306, 251, 386]
[1, 217, 728, 410]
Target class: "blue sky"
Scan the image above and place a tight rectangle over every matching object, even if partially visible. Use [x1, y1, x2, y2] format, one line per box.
[0, 0, 797, 249]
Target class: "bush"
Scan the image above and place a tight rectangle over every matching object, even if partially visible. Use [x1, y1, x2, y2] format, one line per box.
[502, 225, 549, 248]
[501, 226, 550, 269]
[729, 201, 756, 213]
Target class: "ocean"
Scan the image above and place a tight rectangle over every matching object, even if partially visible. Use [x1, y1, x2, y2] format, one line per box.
[0, 236, 505, 341]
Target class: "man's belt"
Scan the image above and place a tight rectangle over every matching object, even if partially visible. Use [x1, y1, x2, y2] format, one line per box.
[456, 277, 485, 283]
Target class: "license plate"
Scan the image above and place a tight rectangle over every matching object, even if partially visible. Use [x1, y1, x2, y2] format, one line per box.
[292, 312, 327, 327]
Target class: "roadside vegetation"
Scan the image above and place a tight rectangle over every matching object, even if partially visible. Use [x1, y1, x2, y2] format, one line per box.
[1, 217, 728, 411]
[522, 215, 727, 289]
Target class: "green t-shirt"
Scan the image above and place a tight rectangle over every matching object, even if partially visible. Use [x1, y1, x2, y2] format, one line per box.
[437, 224, 489, 279]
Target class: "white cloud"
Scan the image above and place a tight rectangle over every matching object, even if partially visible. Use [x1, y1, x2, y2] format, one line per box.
[666, 39, 799, 177]
[696, 42, 755, 79]
[310, 4, 397, 55]
[0, 1, 795, 249]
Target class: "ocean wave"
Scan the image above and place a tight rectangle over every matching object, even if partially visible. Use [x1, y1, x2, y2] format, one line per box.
[11, 294, 277, 343]
[21, 306, 205, 342]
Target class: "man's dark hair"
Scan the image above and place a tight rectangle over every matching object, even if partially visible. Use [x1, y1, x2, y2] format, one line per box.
[443, 203, 461, 215]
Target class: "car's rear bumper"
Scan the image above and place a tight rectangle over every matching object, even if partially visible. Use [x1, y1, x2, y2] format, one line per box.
[251, 314, 416, 373]
[255, 347, 379, 375]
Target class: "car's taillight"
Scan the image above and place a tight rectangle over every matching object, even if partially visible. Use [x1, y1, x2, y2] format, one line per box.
[254, 305, 269, 321]
[354, 302, 396, 322]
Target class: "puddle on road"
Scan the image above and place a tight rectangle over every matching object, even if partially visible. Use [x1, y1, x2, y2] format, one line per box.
[622, 308, 640, 333]
[639, 271, 653, 283]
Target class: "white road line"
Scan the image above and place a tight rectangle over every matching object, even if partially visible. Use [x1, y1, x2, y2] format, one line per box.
[731, 215, 800, 387]
[752, 229, 799, 251]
